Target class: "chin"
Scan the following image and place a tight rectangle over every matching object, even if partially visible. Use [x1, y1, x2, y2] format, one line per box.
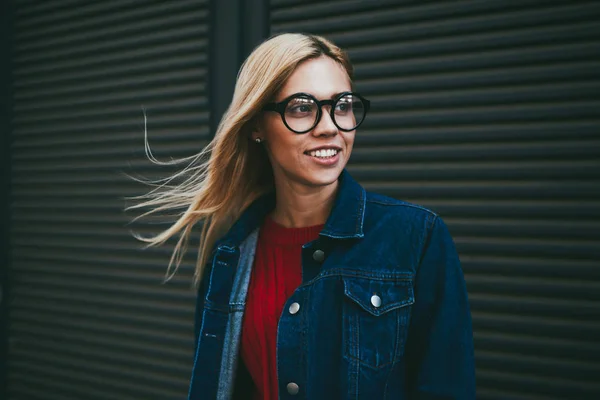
[301, 167, 343, 187]
[275, 159, 346, 189]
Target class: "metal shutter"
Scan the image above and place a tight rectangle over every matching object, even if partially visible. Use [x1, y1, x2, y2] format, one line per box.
[8, 1, 209, 399]
[271, 1, 600, 399]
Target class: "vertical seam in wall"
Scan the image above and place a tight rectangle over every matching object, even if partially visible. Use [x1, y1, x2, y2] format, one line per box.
[0, 0, 14, 398]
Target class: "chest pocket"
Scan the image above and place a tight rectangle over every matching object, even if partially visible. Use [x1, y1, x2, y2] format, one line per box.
[342, 276, 414, 370]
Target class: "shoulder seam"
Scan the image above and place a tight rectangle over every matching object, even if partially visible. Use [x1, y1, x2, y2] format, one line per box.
[416, 212, 439, 272]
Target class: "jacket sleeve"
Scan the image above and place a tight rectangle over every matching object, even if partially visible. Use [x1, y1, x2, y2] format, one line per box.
[405, 215, 476, 399]
[193, 259, 254, 399]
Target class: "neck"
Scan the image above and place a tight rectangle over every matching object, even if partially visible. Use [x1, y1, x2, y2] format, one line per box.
[270, 177, 339, 228]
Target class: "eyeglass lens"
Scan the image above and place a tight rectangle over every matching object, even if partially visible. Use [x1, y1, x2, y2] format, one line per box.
[283, 94, 366, 133]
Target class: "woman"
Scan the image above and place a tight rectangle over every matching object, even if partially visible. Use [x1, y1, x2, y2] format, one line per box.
[132, 33, 475, 399]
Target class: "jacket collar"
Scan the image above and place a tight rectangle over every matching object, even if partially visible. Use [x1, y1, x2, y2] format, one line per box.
[320, 169, 366, 239]
[217, 169, 366, 248]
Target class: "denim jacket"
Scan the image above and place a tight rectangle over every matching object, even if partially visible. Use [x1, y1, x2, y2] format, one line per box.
[188, 170, 475, 399]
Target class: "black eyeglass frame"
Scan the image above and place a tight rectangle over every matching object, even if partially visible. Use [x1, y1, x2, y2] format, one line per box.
[263, 91, 371, 134]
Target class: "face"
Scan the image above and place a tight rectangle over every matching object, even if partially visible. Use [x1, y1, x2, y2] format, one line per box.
[255, 56, 355, 190]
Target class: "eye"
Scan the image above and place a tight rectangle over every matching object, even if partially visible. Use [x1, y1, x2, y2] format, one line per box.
[335, 101, 352, 114]
[286, 98, 316, 117]
[292, 104, 313, 113]
[336, 103, 350, 112]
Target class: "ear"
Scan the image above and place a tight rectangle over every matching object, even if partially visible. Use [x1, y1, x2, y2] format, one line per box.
[249, 116, 264, 142]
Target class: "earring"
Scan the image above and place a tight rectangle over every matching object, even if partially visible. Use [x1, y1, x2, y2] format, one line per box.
[255, 138, 262, 143]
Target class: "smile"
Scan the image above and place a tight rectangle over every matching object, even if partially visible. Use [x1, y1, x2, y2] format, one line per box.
[307, 148, 339, 159]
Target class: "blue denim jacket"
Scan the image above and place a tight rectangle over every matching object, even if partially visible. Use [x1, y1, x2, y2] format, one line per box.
[188, 170, 475, 399]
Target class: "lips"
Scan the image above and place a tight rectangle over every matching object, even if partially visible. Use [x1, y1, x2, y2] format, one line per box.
[303, 147, 341, 168]
[308, 148, 338, 158]
[304, 146, 342, 159]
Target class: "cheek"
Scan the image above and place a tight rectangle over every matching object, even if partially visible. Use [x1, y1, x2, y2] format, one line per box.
[343, 133, 356, 153]
[263, 116, 288, 142]
[262, 120, 303, 162]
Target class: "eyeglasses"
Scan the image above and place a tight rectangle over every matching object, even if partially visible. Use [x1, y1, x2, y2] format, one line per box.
[263, 91, 370, 134]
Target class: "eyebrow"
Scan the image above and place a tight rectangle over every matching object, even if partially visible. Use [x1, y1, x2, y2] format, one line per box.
[329, 91, 348, 99]
[276, 91, 350, 102]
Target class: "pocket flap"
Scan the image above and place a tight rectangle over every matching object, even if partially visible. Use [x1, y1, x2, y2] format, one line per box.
[343, 276, 414, 316]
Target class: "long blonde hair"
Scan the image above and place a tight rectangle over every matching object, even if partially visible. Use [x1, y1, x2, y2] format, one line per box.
[128, 33, 353, 285]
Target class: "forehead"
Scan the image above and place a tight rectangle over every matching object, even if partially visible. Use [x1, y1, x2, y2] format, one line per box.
[277, 56, 351, 101]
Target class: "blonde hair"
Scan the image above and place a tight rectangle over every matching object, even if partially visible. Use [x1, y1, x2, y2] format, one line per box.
[128, 33, 353, 285]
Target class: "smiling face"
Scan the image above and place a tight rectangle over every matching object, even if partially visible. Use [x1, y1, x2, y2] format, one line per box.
[254, 56, 355, 191]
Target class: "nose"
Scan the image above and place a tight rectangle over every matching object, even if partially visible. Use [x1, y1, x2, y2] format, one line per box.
[312, 108, 338, 137]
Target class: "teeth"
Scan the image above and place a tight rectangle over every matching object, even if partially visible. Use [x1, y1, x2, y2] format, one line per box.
[309, 149, 338, 158]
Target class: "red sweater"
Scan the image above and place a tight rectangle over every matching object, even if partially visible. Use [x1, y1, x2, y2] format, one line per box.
[240, 216, 323, 400]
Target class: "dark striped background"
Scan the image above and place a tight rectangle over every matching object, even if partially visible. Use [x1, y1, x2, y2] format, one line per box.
[4, 1, 600, 399]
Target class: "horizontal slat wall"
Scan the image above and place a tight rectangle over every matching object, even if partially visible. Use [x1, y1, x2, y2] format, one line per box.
[271, 1, 600, 399]
[8, 1, 209, 399]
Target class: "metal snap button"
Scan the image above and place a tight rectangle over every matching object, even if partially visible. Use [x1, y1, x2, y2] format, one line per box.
[371, 294, 382, 308]
[287, 382, 299, 395]
[289, 302, 300, 315]
[312, 249, 325, 262]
